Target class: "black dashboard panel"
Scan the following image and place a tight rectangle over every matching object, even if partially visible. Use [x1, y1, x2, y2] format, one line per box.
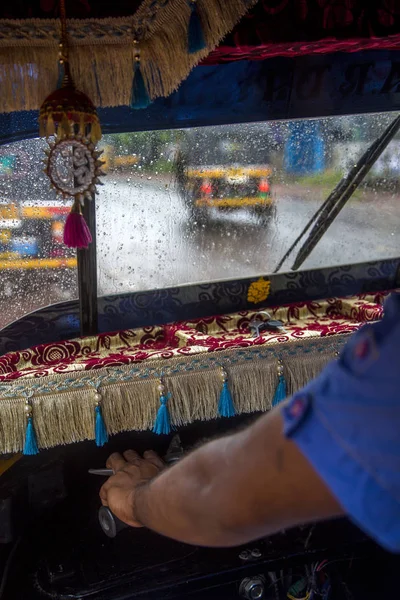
[0, 417, 398, 600]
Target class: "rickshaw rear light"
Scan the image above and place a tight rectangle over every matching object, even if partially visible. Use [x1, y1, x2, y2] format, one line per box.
[200, 180, 212, 195]
[52, 220, 64, 244]
[258, 179, 270, 193]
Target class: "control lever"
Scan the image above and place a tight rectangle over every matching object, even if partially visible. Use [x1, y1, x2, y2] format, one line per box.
[95, 435, 184, 537]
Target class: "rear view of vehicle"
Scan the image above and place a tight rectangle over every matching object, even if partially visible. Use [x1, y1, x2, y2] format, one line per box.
[0, 143, 76, 311]
[177, 125, 275, 225]
[0, 147, 75, 253]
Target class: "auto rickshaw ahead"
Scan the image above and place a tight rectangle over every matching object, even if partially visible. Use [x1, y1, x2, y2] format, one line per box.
[176, 125, 274, 225]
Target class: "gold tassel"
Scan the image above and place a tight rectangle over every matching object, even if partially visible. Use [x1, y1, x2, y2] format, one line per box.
[39, 118, 46, 138]
[90, 120, 102, 144]
[46, 113, 56, 137]
[79, 113, 86, 137]
[60, 113, 70, 137]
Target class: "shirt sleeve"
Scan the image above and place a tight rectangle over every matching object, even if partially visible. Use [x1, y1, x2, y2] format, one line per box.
[281, 292, 400, 553]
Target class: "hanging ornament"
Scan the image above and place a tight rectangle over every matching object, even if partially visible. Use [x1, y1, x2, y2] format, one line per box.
[188, 0, 206, 54]
[130, 38, 151, 110]
[39, 66, 102, 145]
[218, 367, 236, 418]
[38, 0, 104, 248]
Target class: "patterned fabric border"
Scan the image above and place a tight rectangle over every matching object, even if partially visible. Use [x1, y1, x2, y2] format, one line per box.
[0, 293, 386, 382]
[0, 289, 386, 453]
[0, 334, 348, 399]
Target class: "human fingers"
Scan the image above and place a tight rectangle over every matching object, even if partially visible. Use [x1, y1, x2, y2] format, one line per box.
[123, 449, 141, 464]
[99, 481, 109, 506]
[106, 452, 127, 472]
[143, 449, 165, 469]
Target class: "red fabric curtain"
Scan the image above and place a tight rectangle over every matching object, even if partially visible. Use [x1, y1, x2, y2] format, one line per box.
[204, 0, 400, 63]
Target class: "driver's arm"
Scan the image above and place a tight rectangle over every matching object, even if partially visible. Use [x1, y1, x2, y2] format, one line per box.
[100, 406, 342, 547]
[101, 293, 400, 552]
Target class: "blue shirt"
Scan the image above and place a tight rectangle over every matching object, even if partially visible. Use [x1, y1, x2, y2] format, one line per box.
[282, 292, 400, 552]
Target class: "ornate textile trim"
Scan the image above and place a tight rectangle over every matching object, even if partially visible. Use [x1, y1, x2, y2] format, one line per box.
[0, 0, 258, 113]
[0, 335, 345, 454]
[0, 292, 386, 454]
[0, 295, 384, 381]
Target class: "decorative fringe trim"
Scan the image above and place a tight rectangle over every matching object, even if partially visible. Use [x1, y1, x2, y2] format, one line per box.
[272, 361, 286, 407]
[57, 61, 65, 90]
[23, 398, 39, 456]
[272, 375, 287, 407]
[23, 418, 39, 456]
[218, 369, 236, 418]
[94, 389, 108, 446]
[130, 60, 152, 110]
[188, 1, 206, 54]
[153, 380, 172, 434]
[153, 394, 171, 434]
[0, 339, 341, 454]
[0, 0, 259, 113]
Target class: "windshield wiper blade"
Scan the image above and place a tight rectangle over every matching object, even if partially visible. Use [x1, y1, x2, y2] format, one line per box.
[274, 113, 400, 273]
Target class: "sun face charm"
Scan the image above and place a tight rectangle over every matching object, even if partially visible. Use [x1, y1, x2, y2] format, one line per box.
[45, 137, 105, 202]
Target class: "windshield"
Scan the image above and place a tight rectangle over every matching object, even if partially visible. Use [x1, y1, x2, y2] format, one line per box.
[183, 125, 272, 166]
[97, 113, 400, 295]
[1, 111, 400, 330]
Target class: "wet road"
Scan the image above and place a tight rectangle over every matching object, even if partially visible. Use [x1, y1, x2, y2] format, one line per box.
[2, 177, 400, 330]
[96, 177, 400, 295]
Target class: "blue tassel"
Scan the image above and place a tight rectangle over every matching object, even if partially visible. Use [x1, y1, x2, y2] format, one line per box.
[218, 380, 236, 418]
[188, 1, 206, 54]
[153, 392, 171, 435]
[23, 417, 39, 456]
[272, 374, 287, 408]
[57, 60, 65, 89]
[130, 61, 151, 110]
[95, 405, 108, 447]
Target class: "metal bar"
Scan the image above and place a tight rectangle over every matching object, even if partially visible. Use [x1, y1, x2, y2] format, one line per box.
[77, 196, 98, 336]
[291, 114, 400, 271]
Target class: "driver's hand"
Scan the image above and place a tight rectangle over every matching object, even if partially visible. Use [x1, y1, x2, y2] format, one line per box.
[99, 450, 164, 527]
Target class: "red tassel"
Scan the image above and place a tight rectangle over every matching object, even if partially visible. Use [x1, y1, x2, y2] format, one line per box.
[63, 208, 92, 248]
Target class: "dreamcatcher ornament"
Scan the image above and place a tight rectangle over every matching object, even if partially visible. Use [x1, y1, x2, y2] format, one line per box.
[39, 0, 104, 249]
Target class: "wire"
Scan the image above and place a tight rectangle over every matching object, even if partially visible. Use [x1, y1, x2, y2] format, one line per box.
[316, 559, 329, 572]
[0, 536, 22, 599]
[287, 593, 310, 600]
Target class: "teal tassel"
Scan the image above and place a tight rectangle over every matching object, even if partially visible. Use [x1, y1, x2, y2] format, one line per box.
[272, 373, 287, 407]
[23, 417, 39, 456]
[153, 392, 171, 435]
[130, 61, 151, 110]
[218, 379, 236, 418]
[188, 1, 206, 54]
[95, 405, 108, 447]
[57, 61, 65, 89]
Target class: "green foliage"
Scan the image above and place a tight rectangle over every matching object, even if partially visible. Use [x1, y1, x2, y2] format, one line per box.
[295, 169, 343, 188]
